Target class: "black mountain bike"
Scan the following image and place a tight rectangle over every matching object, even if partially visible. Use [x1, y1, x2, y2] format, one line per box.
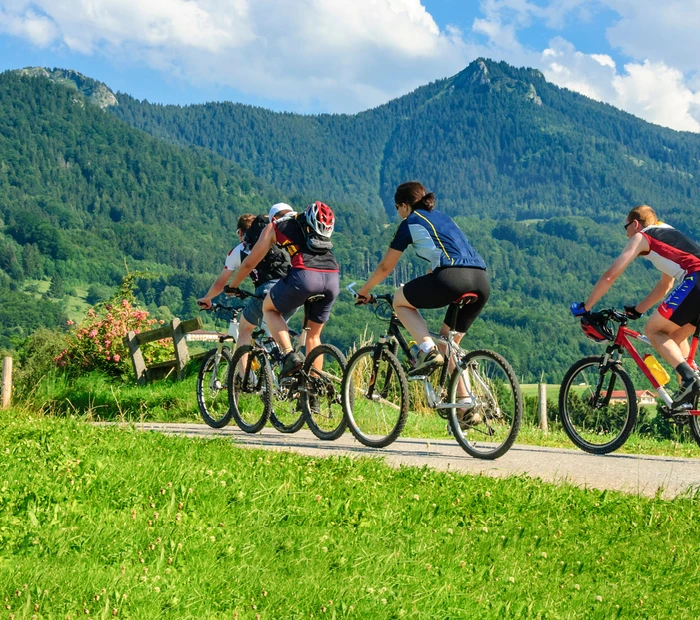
[196, 302, 242, 428]
[226, 289, 347, 439]
[342, 283, 522, 459]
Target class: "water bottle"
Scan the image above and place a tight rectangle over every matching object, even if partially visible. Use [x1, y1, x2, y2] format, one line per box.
[408, 340, 421, 363]
[643, 354, 670, 386]
[227, 319, 239, 341]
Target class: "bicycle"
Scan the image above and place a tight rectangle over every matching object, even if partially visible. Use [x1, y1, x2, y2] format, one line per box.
[341, 283, 523, 459]
[559, 308, 700, 453]
[196, 302, 243, 428]
[226, 288, 347, 439]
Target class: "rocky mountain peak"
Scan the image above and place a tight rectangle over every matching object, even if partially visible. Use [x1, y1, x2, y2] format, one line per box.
[17, 67, 118, 108]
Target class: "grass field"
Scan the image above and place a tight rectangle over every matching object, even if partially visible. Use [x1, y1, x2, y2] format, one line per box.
[0, 409, 698, 618]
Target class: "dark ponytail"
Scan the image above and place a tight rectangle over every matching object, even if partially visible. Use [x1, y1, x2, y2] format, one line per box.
[394, 181, 435, 212]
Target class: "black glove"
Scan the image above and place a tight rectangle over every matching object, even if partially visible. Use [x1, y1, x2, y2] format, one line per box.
[624, 304, 642, 320]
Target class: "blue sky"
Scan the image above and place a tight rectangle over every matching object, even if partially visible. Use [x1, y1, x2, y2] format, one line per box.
[1, 1, 699, 131]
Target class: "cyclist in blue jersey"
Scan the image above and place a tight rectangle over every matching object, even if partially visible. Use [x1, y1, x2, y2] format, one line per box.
[357, 181, 489, 376]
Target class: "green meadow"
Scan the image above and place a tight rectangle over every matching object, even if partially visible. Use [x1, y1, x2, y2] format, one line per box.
[0, 409, 698, 618]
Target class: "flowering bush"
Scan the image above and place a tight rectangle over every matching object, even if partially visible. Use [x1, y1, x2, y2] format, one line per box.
[55, 274, 173, 378]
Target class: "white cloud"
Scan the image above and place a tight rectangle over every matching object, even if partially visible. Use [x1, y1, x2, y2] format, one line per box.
[0, 0, 478, 112]
[0, 7, 58, 46]
[540, 38, 700, 132]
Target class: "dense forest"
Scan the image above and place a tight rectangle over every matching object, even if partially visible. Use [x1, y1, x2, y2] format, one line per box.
[113, 59, 700, 233]
[0, 61, 695, 378]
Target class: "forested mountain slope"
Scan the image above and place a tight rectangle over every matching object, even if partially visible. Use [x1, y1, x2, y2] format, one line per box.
[112, 59, 700, 235]
[0, 71, 284, 346]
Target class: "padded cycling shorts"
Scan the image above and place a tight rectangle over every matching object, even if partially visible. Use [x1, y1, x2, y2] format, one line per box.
[659, 272, 700, 326]
[268, 268, 340, 324]
[402, 266, 490, 333]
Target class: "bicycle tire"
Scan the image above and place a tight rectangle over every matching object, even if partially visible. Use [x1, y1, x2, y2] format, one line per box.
[228, 345, 273, 433]
[341, 345, 409, 448]
[303, 344, 347, 440]
[196, 348, 234, 428]
[559, 355, 637, 454]
[689, 396, 700, 448]
[269, 357, 307, 434]
[447, 349, 523, 459]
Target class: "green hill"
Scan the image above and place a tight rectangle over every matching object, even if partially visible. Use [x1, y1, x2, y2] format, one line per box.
[1, 62, 692, 379]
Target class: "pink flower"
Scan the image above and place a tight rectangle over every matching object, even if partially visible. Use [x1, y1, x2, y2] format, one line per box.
[122, 299, 129, 307]
[113, 354, 121, 362]
[106, 356, 111, 361]
[89, 329, 98, 338]
[66, 319, 74, 326]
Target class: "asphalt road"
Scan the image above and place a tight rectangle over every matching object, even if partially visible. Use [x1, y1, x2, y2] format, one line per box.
[124, 423, 700, 499]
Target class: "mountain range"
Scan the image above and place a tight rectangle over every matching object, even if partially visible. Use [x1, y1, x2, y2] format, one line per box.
[2, 58, 697, 378]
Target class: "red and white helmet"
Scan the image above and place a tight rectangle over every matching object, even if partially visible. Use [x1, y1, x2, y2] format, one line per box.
[305, 201, 335, 238]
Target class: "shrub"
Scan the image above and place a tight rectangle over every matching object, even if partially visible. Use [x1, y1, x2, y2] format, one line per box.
[55, 274, 172, 379]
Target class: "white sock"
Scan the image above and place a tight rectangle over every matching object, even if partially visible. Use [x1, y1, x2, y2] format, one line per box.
[419, 339, 436, 354]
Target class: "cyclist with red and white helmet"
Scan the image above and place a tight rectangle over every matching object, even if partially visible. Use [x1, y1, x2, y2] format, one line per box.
[228, 201, 340, 377]
[572, 204, 700, 407]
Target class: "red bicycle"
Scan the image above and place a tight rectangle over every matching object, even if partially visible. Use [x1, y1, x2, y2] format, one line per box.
[559, 308, 700, 453]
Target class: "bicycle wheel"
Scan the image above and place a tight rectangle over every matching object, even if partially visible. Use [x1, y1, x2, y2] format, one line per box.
[228, 345, 273, 433]
[342, 345, 409, 448]
[196, 348, 234, 428]
[688, 396, 700, 447]
[559, 355, 637, 454]
[269, 358, 307, 434]
[447, 349, 523, 459]
[303, 344, 347, 440]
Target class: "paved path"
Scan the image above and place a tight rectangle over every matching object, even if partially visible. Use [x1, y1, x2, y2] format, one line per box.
[126, 423, 700, 499]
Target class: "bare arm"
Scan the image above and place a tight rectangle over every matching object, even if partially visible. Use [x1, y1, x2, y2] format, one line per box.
[636, 273, 676, 314]
[357, 249, 402, 300]
[198, 268, 232, 309]
[228, 223, 277, 289]
[585, 233, 649, 310]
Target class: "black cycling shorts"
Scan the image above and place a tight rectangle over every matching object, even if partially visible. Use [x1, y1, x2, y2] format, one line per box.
[402, 267, 490, 333]
[659, 272, 700, 326]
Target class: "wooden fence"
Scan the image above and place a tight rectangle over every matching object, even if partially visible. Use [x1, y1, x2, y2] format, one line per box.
[124, 317, 203, 385]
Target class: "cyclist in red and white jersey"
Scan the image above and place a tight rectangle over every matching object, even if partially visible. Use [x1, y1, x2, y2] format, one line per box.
[572, 205, 700, 406]
[227, 201, 340, 377]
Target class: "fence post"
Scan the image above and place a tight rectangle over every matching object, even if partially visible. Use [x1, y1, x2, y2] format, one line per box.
[2, 357, 12, 409]
[171, 318, 190, 379]
[126, 331, 147, 385]
[537, 383, 548, 433]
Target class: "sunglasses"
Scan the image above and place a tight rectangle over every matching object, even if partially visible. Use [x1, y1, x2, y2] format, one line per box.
[623, 221, 635, 230]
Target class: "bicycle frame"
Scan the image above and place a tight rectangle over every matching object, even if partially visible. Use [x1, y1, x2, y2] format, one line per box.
[347, 282, 470, 410]
[605, 314, 700, 413]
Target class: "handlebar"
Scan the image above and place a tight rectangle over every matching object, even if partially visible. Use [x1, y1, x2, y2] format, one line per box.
[346, 281, 393, 306]
[199, 302, 241, 314]
[223, 285, 264, 300]
[592, 308, 628, 324]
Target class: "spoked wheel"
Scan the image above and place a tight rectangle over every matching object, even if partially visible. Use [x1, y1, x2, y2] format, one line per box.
[228, 345, 273, 433]
[269, 358, 307, 434]
[303, 344, 347, 440]
[341, 345, 409, 448]
[447, 349, 523, 460]
[558, 355, 637, 454]
[196, 348, 234, 428]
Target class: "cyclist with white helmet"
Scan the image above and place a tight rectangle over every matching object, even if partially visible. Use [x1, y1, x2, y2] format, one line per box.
[228, 201, 340, 376]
